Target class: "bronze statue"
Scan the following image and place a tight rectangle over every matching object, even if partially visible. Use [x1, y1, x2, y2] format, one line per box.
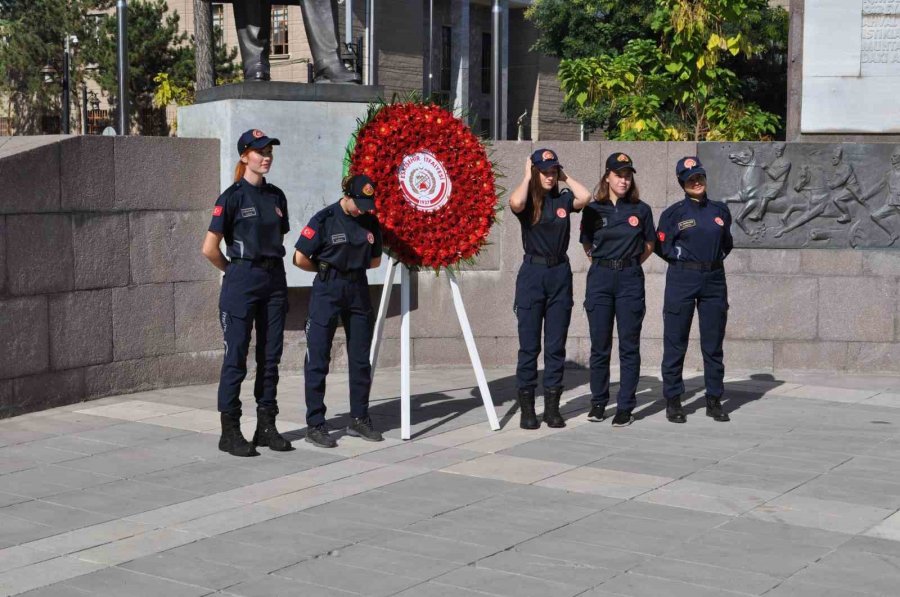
[212, 0, 360, 83]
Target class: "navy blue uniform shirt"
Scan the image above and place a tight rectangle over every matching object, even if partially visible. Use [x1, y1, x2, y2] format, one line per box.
[515, 188, 578, 260]
[580, 200, 655, 260]
[655, 195, 733, 262]
[295, 201, 383, 272]
[209, 179, 290, 260]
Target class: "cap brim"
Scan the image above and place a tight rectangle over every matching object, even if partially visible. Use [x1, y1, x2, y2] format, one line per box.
[353, 197, 376, 211]
[535, 161, 562, 172]
[679, 167, 706, 181]
[249, 137, 281, 150]
[611, 165, 636, 173]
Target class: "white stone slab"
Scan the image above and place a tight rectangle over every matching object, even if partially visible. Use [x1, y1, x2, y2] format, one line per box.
[803, 0, 863, 77]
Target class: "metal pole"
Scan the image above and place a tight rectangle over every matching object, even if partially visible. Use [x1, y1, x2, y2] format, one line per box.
[345, 0, 353, 46]
[116, 0, 129, 135]
[491, 0, 501, 140]
[81, 82, 88, 135]
[62, 35, 71, 134]
[425, 0, 433, 99]
[366, 0, 375, 84]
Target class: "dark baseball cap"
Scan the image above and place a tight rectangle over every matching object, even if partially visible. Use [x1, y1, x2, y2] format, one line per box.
[237, 128, 280, 156]
[605, 152, 636, 173]
[676, 156, 706, 183]
[345, 174, 376, 211]
[531, 148, 562, 171]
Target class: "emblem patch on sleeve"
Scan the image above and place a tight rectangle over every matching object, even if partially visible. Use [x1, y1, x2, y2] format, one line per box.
[301, 226, 316, 239]
[212, 206, 223, 217]
[657, 231, 666, 242]
[556, 207, 567, 218]
[714, 216, 725, 226]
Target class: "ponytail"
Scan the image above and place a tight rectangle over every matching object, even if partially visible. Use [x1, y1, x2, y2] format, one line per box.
[233, 149, 253, 183]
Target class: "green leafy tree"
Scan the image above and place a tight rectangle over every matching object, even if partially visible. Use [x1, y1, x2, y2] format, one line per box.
[540, 0, 786, 141]
[80, 0, 191, 134]
[0, 0, 112, 134]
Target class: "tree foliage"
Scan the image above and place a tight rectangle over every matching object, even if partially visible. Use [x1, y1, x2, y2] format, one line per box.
[0, 0, 113, 134]
[530, 0, 787, 141]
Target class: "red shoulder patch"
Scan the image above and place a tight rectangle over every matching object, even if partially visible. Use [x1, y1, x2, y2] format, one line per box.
[657, 231, 666, 242]
[212, 205, 223, 217]
[301, 226, 316, 239]
[714, 217, 725, 226]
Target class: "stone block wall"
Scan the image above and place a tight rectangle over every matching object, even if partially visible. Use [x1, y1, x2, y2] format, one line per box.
[0, 136, 222, 418]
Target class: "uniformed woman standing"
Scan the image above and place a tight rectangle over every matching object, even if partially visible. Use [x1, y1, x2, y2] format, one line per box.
[202, 129, 292, 457]
[655, 157, 733, 423]
[580, 153, 655, 427]
[509, 149, 592, 429]
[293, 175, 383, 448]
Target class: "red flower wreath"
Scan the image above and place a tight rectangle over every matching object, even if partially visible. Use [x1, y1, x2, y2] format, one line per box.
[347, 102, 498, 269]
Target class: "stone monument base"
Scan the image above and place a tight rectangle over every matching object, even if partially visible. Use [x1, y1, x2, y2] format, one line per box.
[178, 82, 385, 287]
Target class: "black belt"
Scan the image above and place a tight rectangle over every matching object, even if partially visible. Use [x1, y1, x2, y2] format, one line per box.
[231, 257, 282, 270]
[523, 255, 568, 267]
[592, 257, 639, 270]
[317, 262, 366, 281]
[671, 260, 724, 271]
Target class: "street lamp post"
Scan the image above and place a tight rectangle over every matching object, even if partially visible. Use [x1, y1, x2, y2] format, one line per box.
[116, 0, 129, 136]
[62, 35, 71, 134]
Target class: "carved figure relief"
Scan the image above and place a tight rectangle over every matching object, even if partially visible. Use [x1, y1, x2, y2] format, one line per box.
[699, 143, 900, 248]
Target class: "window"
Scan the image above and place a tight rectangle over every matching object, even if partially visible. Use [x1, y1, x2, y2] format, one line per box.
[440, 26, 452, 93]
[481, 32, 491, 94]
[212, 4, 224, 32]
[272, 5, 289, 56]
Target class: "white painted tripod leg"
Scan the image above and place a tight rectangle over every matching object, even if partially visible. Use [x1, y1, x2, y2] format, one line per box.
[400, 264, 412, 440]
[369, 258, 396, 371]
[447, 269, 500, 431]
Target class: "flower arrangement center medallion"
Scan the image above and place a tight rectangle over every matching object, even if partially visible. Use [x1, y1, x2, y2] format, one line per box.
[398, 150, 452, 212]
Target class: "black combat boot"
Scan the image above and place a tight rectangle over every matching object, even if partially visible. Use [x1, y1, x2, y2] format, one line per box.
[666, 396, 686, 424]
[253, 406, 292, 451]
[542, 386, 566, 428]
[219, 412, 259, 457]
[706, 395, 731, 422]
[347, 416, 384, 442]
[306, 423, 337, 448]
[517, 388, 540, 430]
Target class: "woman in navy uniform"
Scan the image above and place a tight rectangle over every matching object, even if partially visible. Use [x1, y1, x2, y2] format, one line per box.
[580, 153, 655, 427]
[293, 174, 383, 448]
[655, 157, 733, 423]
[202, 129, 292, 457]
[509, 149, 592, 429]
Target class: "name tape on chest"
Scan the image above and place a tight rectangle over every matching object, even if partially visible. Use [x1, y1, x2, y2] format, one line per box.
[678, 219, 696, 231]
[240, 207, 257, 218]
[331, 233, 347, 244]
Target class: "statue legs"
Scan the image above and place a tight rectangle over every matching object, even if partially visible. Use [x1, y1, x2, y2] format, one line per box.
[234, 0, 272, 81]
[300, 0, 360, 83]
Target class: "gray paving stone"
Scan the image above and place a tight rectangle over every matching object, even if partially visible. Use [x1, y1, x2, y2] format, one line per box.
[476, 550, 616, 590]
[301, 499, 429, 529]
[63, 446, 201, 479]
[593, 571, 750, 597]
[376, 471, 519, 505]
[262, 512, 387, 543]
[64, 566, 212, 597]
[217, 526, 350, 559]
[121, 551, 254, 590]
[669, 529, 833, 578]
[15, 583, 93, 596]
[274, 558, 421, 596]
[362, 529, 499, 564]
[317, 544, 460, 581]
[165, 537, 306, 574]
[497, 437, 613, 466]
[627, 556, 780, 595]
[589, 451, 718, 478]
[786, 472, 900, 510]
[791, 549, 900, 596]
[1, 500, 115, 534]
[134, 460, 283, 495]
[717, 517, 852, 549]
[222, 574, 357, 597]
[337, 488, 460, 517]
[0, 513, 56, 549]
[401, 518, 535, 550]
[433, 565, 584, 597]
[390, 582, 489, 597]
[515, 536, 650, 571]
[0, 466, 119, 499]
[761, 579, 875, 597]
